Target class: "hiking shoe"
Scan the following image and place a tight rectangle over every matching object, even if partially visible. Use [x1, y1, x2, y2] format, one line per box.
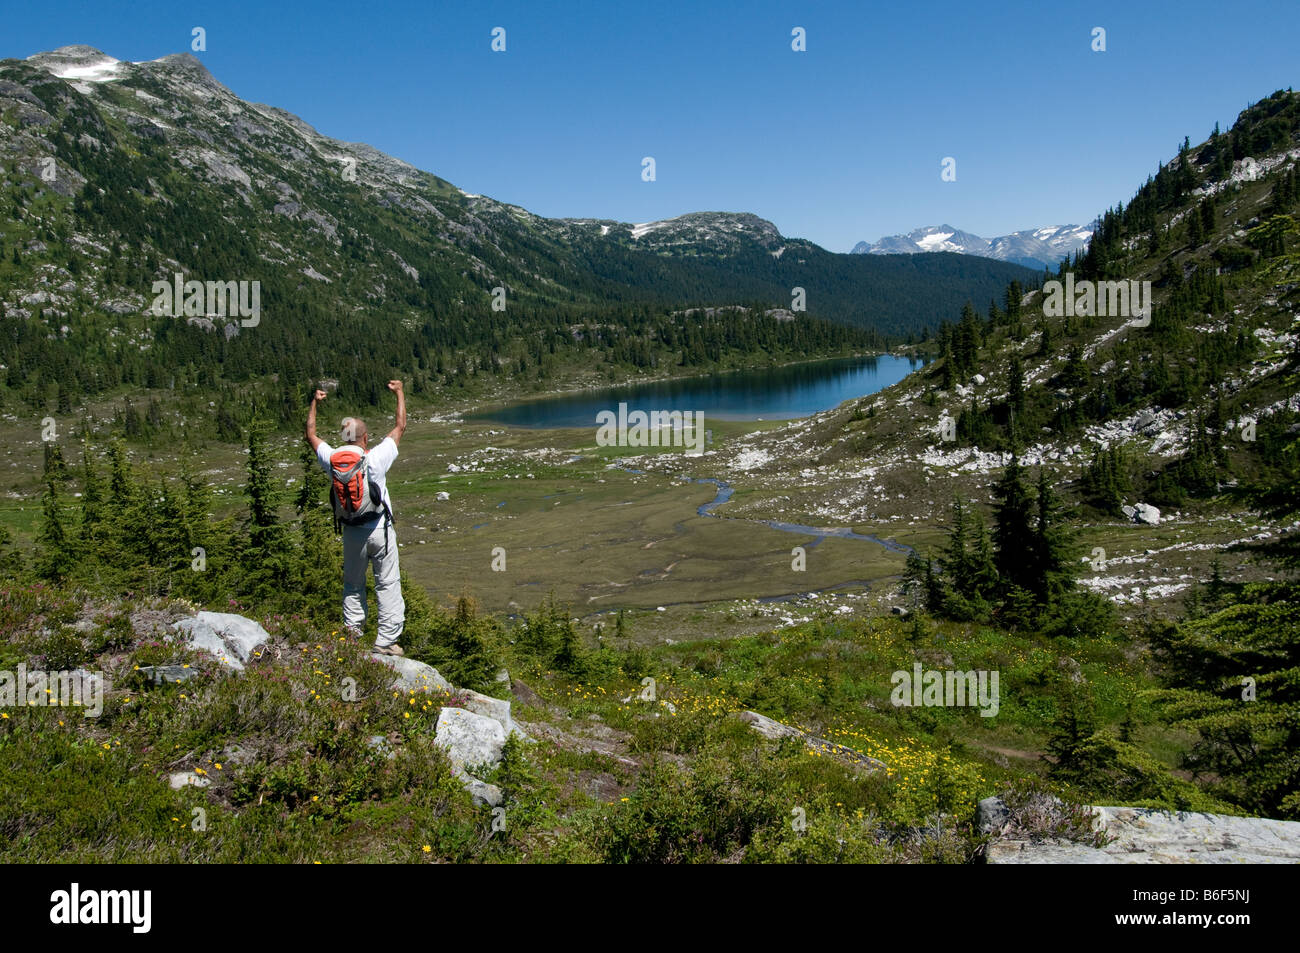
[373, 643, 404, 657]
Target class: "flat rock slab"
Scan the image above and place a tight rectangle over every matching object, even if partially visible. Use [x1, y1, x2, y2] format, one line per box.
[138, 664, 197, 686]
[988, 807, 1300, 864]
[736, 710, 887, 774]
[372, 654, 455, 696]
[738, 710, 803, 742]
[172, 612, 269, 671]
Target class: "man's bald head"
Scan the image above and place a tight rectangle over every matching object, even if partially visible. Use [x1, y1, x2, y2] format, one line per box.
[341, 417, 368, 446]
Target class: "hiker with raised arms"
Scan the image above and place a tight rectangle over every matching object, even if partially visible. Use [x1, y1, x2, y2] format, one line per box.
[305, 380, 407, 657]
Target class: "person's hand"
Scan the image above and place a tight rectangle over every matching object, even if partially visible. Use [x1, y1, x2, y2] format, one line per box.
[313, 389, 328, 403]
[387, 380, 403, 393]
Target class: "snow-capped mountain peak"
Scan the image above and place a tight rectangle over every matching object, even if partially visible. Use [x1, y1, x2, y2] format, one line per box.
[852, 223, 1092, 270]
[26, 45, 123, 84]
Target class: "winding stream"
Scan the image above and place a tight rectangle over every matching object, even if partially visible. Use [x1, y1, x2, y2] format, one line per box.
[682, 475, 912, 554]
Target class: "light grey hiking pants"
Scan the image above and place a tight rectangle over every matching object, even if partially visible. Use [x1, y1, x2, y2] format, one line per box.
[341, 518, 405, 648]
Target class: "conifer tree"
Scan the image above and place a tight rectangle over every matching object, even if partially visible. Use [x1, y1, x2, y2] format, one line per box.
[943, 496, 971, 587]
[992, 454, 1036, 594]
[241, 420, 293, 601]
[36, 447, 76, 581]
[43, 441, 68, 484]
[108, 438, 159, 578]
[1007, 355, 1025, 420]
[78, 436, 106, 544]
[1149, 433, 1300, 816]
[245, 421, 280, 554]
[1031, 468, 1075, 604]
[294, 442, 338, 615]
[969, 512, 999, 601]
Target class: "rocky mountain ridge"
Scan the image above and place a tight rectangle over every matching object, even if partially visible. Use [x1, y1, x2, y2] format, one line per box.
[853, 223, 1095, 270]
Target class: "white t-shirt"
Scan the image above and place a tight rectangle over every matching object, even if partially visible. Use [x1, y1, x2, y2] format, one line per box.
[317, 437, 398, 521]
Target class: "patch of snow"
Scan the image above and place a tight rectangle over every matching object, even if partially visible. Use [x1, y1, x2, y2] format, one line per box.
[915, 231, 955, 251]
[51, 57, 123, 83]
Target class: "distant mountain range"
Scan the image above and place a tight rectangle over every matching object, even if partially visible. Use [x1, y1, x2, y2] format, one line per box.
[0, 45, 1039, 343]
[851, 224, 1093, 270]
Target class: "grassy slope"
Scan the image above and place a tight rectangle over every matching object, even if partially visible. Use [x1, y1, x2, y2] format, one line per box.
[2, 574, 1175, 863]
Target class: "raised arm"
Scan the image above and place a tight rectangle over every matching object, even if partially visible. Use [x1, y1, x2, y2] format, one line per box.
[386, 380, 406, 446]
[305, 389, 327, 452]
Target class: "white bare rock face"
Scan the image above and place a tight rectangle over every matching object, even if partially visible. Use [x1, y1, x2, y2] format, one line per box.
[738, 710, 802, 742]
[434, 707, 506, 807]
[1132, 503, 1161, 525]
[168, 771, 211, 790]
[1121, 503, 1162, 525]
[987, 807, 1300, 864]
[172, 611, 269, 670]
[459, 689, 529, 740]
[435, 707, 506, 771]
[373, 654, 454, 695]
[459, 775, 503, 808]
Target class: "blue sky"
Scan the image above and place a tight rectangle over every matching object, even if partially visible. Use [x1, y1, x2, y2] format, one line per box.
[5, 0, 1297, 251]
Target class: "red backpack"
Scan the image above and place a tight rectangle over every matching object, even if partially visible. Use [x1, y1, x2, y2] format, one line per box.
[329, 448, 391, 533]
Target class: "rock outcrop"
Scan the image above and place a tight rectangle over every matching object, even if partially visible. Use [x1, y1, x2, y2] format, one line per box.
[171, 611, 269, 670]
[372, 653, 529, 807]
[1121, 502, 1162, 526]
[734, 710, 887, 773]
[976, 795, 1011, 834]
[987, 805, 1300, 864]
[168, 770, 211, 790]
[161, 612, 526, 809]
[434, 708, 506, 807]
[372, 654, 529, 740]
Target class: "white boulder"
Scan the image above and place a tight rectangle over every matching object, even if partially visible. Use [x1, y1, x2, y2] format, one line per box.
[1132, 503, 1161, 525]
[172, 611, 269, 671]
